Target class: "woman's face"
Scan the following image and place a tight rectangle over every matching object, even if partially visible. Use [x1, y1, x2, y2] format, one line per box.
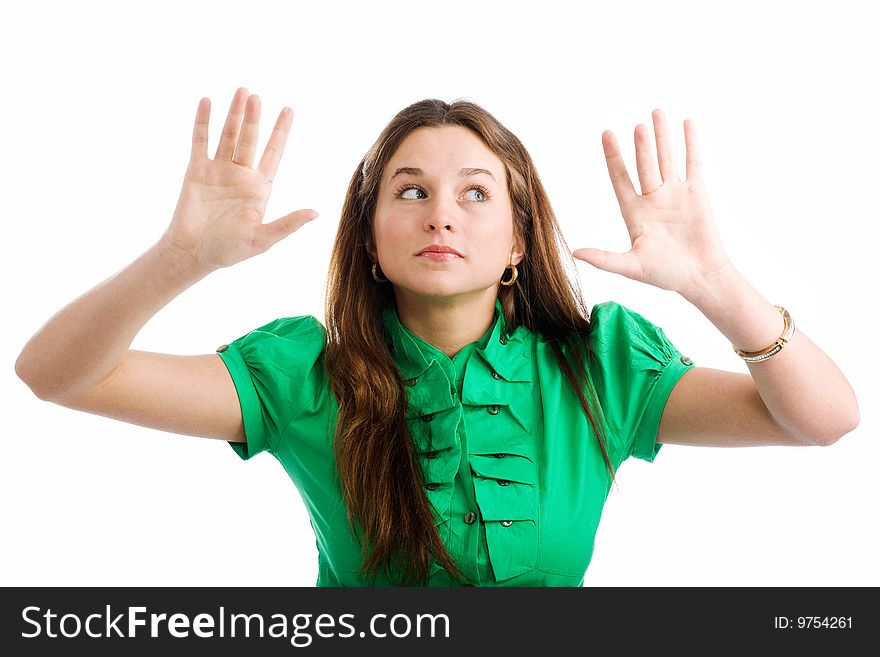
[371, 125, 523, 305]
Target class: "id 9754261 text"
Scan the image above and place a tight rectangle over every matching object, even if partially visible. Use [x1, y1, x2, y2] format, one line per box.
[773, 617, 853, 630]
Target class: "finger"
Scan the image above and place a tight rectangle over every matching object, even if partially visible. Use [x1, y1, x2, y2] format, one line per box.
[652, 108, 680, 184]
[215, 87, 249, 161]
[684, 119, 703, 183]
[634, 123, 662, 195]
[572, 247, 640, 280]
[261, 209, 319, 247]
[602, 130, 638, 207]
[233, 94, 261, 168]
[191, 97, 210, 162]
[258, 106, 294, 182]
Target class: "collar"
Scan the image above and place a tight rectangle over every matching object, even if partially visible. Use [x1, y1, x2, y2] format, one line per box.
[381, 298, 531, 384]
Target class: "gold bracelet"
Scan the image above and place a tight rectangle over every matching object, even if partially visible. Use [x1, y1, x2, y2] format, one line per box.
[732, 306, 796, 363]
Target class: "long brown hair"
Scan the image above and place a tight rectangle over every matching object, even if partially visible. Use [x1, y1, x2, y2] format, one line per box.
[323, 98, 614, 586]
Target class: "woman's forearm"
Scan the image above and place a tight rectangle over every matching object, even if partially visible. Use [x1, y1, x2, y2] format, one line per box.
[683, 263, 860, 445]
[15, 238, 211, 401]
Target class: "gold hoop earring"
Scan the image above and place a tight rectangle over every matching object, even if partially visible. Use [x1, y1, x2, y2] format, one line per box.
[500, 263, 518, 286]
[371, 262, 388, 283]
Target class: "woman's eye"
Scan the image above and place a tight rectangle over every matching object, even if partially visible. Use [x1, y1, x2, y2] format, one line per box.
[465, 187, 487, 202]
[397, 186, 426, 200]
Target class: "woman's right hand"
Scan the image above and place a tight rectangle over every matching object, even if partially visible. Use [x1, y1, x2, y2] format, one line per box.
[160, 87, 318, 274]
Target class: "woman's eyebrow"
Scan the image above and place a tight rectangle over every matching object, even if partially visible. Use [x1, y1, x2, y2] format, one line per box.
[389, 167, 496, 182]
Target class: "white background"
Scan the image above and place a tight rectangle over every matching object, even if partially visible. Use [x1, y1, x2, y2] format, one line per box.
[3, 0, 876, 587]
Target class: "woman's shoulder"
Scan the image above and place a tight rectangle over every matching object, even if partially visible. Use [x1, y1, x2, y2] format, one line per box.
[586, 299, 669, 348]
[529, 300, 641, 347]
[244, 314, 327, 341]
[584, 299, 689, 378]
[223, 314, 327, 363]
[587, 299, 640, 324]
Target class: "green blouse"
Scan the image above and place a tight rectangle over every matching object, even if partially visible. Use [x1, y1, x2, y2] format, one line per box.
[216, 299, 695, 586]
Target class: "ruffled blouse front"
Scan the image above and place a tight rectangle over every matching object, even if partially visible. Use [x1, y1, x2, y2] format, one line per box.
[217, 299, 695, 586]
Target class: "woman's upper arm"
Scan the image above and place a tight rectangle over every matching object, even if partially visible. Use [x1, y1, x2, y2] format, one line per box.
[56, 349, 246, 443]
[657, 366, 802, 447]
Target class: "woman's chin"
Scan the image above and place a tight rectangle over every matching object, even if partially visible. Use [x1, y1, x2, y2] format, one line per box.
[393, 278, 496, 303]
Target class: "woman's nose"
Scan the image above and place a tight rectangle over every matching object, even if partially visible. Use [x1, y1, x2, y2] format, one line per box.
[423, 197, 459, 232]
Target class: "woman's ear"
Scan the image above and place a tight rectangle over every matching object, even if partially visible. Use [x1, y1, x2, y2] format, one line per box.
[365, 241, 377, 262]
[511, 236, 525, 266]
[511, 249, 524, 266]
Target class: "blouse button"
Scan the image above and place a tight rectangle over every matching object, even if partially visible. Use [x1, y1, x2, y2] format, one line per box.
[425, 483, 439, 491]
[500, 520, 513, 527]
[463, 511, 477, 525]
[493, 453, 505, 458]
[499, 335, 509, 345]
[216, 344, 228, 353]
[425, 450, 440, 460]
[403, 377, 418, 386]
[487, 405, 501, 415]
[421, 413, 434, 422]
[497, 479, 510, 486]
[680, 355, 693, 366]
[491, 370, 501, 380]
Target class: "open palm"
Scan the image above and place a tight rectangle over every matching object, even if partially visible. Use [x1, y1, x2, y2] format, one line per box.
[573, 109, 732, 299]
[162, 87, 318, 273]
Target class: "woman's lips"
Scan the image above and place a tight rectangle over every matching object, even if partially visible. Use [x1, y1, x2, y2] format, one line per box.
[418, 252, 462, 261]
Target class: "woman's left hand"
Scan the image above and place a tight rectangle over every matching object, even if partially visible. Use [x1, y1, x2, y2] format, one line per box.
[572, 109, 733, 300]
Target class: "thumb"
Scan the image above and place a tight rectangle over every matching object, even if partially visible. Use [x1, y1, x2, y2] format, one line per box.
[262, 209, 319, 247]
[572, 247, 637, 279]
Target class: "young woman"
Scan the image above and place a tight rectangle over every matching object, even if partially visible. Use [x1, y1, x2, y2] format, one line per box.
[15, 87, 859, 587]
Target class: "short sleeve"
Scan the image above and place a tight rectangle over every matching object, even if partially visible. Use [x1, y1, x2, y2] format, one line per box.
[586, 301, 695, 465]
[215, 315, 327, 461]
